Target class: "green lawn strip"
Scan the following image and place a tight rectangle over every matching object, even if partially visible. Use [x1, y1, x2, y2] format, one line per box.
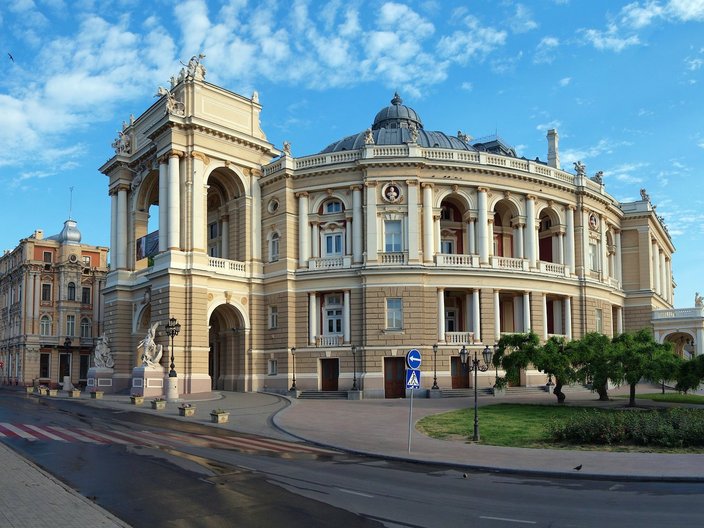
[614, 392, 704, 404]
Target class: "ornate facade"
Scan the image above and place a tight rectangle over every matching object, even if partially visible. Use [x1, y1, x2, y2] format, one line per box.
[100, 63, 679, 397]
[0, 221, 109, 387]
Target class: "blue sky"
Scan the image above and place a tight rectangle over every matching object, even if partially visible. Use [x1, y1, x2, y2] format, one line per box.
[1, 0, 703, 307]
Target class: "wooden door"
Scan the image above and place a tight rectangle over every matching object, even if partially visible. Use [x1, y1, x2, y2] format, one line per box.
[451, 357, 469, 388]
[321, 358, 339, 391]
[384, 357, 406, 398]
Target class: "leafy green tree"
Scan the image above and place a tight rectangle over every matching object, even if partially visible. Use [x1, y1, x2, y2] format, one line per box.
[675, 355, 704, 394]
[611, 329, 678, 407]
[568, 332, 615, 401]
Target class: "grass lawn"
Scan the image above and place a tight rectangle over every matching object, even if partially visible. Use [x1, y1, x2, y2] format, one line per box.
[615, 392, 704, 404]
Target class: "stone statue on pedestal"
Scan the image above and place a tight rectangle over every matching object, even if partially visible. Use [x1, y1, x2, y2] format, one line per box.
[138, 322, 163, 368]
[93, 334, 114, 368]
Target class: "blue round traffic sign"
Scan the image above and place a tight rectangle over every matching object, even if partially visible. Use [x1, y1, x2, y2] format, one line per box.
[406, 349, 422, 370]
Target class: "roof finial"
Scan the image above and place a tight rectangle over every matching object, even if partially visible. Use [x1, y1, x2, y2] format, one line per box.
[391, 92, 402, 105]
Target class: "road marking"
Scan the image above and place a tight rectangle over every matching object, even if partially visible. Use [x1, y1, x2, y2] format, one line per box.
[46, 426, 105, 444]
[0, 423, 37, 440]
[480, 516, 536, 524]
[22, 424, 67, 442]
[337, 488, 374, 498]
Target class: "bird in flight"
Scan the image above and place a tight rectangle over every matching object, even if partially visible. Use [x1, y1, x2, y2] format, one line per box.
[7, 53, 14, 62]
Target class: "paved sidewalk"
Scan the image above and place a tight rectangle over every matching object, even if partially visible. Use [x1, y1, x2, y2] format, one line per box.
[0, 441, 130, 527]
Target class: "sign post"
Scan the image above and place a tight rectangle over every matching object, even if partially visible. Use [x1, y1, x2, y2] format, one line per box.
[405, 349, 422, 453]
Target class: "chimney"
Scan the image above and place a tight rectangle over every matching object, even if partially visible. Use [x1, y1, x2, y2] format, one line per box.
[547, 129, 559, 169]
[34, 229, 44, 240]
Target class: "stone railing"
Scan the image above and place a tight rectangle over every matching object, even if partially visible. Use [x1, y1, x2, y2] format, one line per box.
[317, 335, 344, 347]
[539, 261, 569, 277]
[445, 332, 475, 344]
[208, 257, 246, 276]
[491, 256, 529, 271]
[652, 307, 704, 320]
[379, 252, 407, 265]
[436, 253, 479, 267]
[308, 256, 351, 270]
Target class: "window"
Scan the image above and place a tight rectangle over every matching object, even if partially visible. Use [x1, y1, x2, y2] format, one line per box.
[82, 287, 91, 305]
[324, 233, 343, 256]
[384, 220, 402, 252]
[324, 294, 343, 335]
[39, 353, 50, 378]
[595, 309, 603, 334]
[40, 316, 52, 336]
[267, 359, 278, 376]
[386, 298, 403, 330]
[83, 255, 91, 266]
[67, 282, 76, 301]
[208, 222, 219, 240]
[445, 309, 457, 332]
[325, 200, 343, 214]
[79, 354, 90, 380]
[268, 306, 278, 329]
[41, 284, 52, 302]
[589, 243, 599, 271]
[80, 318, 91, 338]
[43, 251, 52, 263]
[269, 232, 280, 262]
[66, 315, 75, 336]
[441, 239, 455, 254]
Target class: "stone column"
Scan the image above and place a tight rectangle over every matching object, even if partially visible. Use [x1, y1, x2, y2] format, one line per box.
[465, 292, 472, 335]
[494, 290, 501, 342]
[652, 240, 660, 294]
[343, 290, 351, 344]
[468, 218, 476, 255]
[167, 152, 181, 250]
[311, 221, 320, 258]
[308, 292, 317, 345]
[515, 223, 524, 259]
[221, 215, 229, 259]
[472, 289, 481, 343]
[696, 328, 704, 357]
[345, 218, 352, 256]
[251, 172, 261, 261]
[666, 258, 673, 303]
[564, 296, 572, 340]
[477, 188, 489, 264]
[614, 230, 622, 284]
[565, 206, 575, 274]
[406, 181, 419, 263]
[488, 218, 495, 257]
[190, 153, 206, 253]
[352, 185, 363, 263]
[437, 288, 445, 343]
[422, 183, 434, 263]
[365, 183, 378, 262]
[116, 185, 128, 269]
[434, 214, 441, 254]
[523, 291, 531, 332]
[542, 294, 548, 341]
[110, 190, 118, 267]
[557, 233, 565, 265]
[158, 160, 168, 252]
[298, 192, 310, 268]
[600, 218, 608, 281]
[525, 195, 536, 268]
[660, 251, 667, 299]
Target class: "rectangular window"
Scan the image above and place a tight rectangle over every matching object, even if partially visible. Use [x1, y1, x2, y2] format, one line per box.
[40, 317, 51, 336]
[326, 309, 343, 334]
[267, 359, 278, 376]
[83, 255, 91, 266]
[385, 220, 402, 252]
[39, 353, 50, 378]
[268, 306, 278, 329]
[324, 233, 343, 256]
[208, 222, 219, 240]
[82, 287, 91, 304]
[589, 243, 598, 271]
[80, 319, 91, 338]
[269, 234, 280, 262]
[43, 251, 52, 263]
[41, 284, 52, 302]
[66, 315, 75, 337]
[386, 298, 403, 330]
[79, 354, 90, 380]
[595, 308, 603, 334]
[441, 239, 454, 254]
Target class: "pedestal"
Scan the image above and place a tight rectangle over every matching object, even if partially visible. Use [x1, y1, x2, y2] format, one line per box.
[87, 367, 114, 394]
[165, 375, 179, 402]
[131, 366, 166, 397]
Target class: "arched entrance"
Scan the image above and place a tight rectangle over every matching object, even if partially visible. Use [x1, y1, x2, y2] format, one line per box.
[208, 304, 247, 391]
[664, 332, 696, 359]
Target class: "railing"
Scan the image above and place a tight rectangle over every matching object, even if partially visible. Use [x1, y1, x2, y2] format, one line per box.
[317, 335, 343, 347]
[379, 252, 407, 265]
[491, 256, 528, 271]
[435, 253, 478, 267]
[608, 277, 622, 289]
[445, 332, 475, 344]
[308, 256, 351, 270]
[652, 307, 704, 320]
[208, 257, 246, 276]
[539, 261, 568, 277]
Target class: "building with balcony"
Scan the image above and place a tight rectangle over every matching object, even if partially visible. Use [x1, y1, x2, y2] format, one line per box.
[100, 60, 679, 398]
[0, 220, 109, 388]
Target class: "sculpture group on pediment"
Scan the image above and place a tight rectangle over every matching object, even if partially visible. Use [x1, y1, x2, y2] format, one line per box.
[364, 128, 375, 145]
[155, 86, 185, 117]
[592, 171, 604, 184]
[111, 125, 131, 155]
[573, 160, 586, 177]
[640, 188, 651, 202]
[696, 292, 703, 308]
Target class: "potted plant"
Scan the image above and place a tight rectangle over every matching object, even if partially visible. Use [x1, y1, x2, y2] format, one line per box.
[130, 395, 145, 406]
[38, 385, 49, 396]
[48, 388, 59, 397]
[178, 403, 196, 417]
[90, 390, 104, 399]
[68, 388, 81, 398]
[151, 397, 166, 410]
[210, 409, 229, 424]
[493, 376, 507, 397]
[25, 386, 35, 394]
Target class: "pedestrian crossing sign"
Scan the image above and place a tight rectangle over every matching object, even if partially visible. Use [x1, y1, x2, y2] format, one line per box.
[406, 368, 421, 389]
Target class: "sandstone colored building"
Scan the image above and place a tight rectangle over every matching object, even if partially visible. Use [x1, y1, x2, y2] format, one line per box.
[0, 221, 109, 387]
[99, 60, 685, 398]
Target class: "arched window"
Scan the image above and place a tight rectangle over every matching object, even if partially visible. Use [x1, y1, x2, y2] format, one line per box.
[80, 318, 92, 338]
[67, 282, 76, 301]
[269, 232, 280, 262]
[40, 316, 52, 336]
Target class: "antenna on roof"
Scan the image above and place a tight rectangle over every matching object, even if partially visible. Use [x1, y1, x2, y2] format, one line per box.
[68, 186, 74, 220]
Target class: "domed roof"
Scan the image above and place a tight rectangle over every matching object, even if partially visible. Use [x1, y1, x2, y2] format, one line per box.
[320, 92, 476, 154]
[47, 219, 82, 245]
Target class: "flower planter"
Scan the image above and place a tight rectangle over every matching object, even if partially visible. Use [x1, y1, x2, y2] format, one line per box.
[37, 388, 49, 396]
[151, 400, 166, 410]
[210, 412, 229, 424]
[48, 389, 59, 397]
[130, 396, 144, 406]
[91, 391, 104, 399]
[179, 406, 196, 417]
[68, 389, 81, 398]
[25, 386, 35, 394]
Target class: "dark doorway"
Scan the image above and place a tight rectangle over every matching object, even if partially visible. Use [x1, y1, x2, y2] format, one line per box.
[59, 353, 71, 385]
[321, 358, 339, 391]
[539, 236, 553, 262]
[384, 357, 406, 398]
[451, 357, 470, 388]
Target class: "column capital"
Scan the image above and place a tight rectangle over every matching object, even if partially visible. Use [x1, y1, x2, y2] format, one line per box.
[477, 186, 490, 193]
[364, 181, 378, 188]
[349, 184, 363, 191]
[168, 149, 185, 158]
[526, 194, 538, 201]
[295, 191, 309, 199]
[191, 151, 210, 164]
[406, 179, 419, 186]
[567, 204, 577, 211]
[421, 182, 434, 189]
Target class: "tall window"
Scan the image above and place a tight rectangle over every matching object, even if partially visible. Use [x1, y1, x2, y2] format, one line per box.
[43, 251, 52, 263]
[67, 282, 76, 301]
[386, 298, 403, 330]
[268, 306, 278, 329]
[595, 308, 603, 334]
[40, 316, 52, 336]
[324, 233, 343, 256]
[324, 294, 342, 335]
[384, 220, 402, 252]
[66, 315, 75, 336]
[41, 284, 52, 302]
[267, 359, 278, 375]
[589, 243, 599, 271]
[80, 318, 91, 338]
[269, 232, 280, 262]
[82, 287, 91, 304]
[39, 353, 50, 378]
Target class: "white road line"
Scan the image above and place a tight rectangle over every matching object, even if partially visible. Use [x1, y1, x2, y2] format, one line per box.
[78, 429, 132, 445]
[22, 424, 67, 442]
[337, 488, 375, 498]
[480, 516, 536, 524]
[47, 426, 105, 444]
[0, 423, 37, 440]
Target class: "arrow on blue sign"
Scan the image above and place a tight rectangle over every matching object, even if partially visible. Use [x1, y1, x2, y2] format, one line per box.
[406, 349, 422, 370]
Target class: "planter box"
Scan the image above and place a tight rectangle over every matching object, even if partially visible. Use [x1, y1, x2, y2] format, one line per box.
[179, 406, 196, 417]
[210, 412, 229, 424]
[91, 391, 104, 399]
[151, 400, 166, 410]
[68, 390, 81, 398]
[26, 386, 35, 394]
[37, 388, 49, 396]
[130, 396, 144, 406]
[48, 389, 59, 397]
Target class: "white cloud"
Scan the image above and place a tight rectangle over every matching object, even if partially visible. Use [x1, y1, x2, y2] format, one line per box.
[560, 138, 630, 168]
[534, 36, 559, 63]
[697, 140, 704, 149]
[510, 4, 538, 34]
[460, 81, 473, 91]
[620, 1, 665, 29]
[605, 162, 648, 184]
[666, 0, 704, 21]
[685, 57, 703, 71]
[582, 25, 640, 52]
[559, 77, 571, 87]
[536, 120, 562, 132]
[437, 15, 507, 65]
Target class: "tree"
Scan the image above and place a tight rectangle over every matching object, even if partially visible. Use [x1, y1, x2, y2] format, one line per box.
[569, 332, 615, 401]
[494, 332, 576, 403]
[611, 329, 678, 407]
[675, 355, 704, 394]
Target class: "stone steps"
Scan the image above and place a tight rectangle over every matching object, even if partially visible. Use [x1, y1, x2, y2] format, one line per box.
[296, 390, 349, 400]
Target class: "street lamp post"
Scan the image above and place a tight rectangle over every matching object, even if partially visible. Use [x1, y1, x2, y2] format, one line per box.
[164, 317, 181, 402]
[289, 347, 297, 391]
[351, 345, 358, 390]
[459, 344, 493, 442]
[432, 344, 439, 390]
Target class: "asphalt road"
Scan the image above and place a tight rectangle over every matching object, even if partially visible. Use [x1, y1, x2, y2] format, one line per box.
[2, 393, 704, 527]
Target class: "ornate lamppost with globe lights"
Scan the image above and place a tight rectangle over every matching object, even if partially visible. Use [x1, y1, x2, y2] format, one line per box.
[164, 317, 181, 402]
[459, 344, 494, 441]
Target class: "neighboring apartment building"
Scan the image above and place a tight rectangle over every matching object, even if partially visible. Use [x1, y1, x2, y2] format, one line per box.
[99, 60, 682, 398]
[0, 220, 109, 388]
